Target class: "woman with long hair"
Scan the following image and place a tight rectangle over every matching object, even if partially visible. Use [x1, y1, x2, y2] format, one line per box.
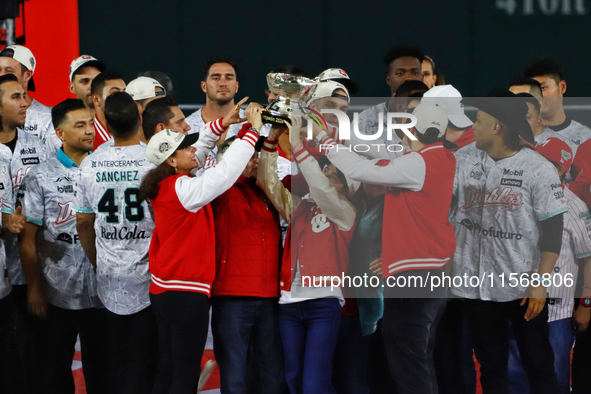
[257, 115, 358, 394]
[139, 106, 260, 394]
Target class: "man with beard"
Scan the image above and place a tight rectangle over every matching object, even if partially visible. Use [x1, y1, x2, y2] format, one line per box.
[186, 57, 246, 169]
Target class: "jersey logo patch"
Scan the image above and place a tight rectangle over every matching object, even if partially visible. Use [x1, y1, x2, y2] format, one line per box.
[376, 159, 390, 167]
[54, 201, 76, 228]
[311, 213, 331, 233]
[22, 157, 40, 165]
[460, 186, 524, 212]
[500, 178, 522, 187]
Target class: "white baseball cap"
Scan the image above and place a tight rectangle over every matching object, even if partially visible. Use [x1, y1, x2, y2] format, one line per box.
[146, 129, 199, 165]
[317, 68, 358, 94]
[310, 80, 350, 103]
[126, 77, 166, 101]
[0, 45, 36, 91]
[412, 102, 449, 139]
[422, 85, 473, 128]
[69, 55, 106, 82]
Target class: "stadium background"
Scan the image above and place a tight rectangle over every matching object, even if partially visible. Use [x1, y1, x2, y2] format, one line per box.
[8, 0, 591, 107]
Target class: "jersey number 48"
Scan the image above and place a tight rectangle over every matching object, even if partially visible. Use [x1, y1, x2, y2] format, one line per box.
[98, 188, 145, 223]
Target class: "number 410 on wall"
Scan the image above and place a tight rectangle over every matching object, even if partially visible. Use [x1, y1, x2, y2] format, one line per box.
[496, 0, 586, 15]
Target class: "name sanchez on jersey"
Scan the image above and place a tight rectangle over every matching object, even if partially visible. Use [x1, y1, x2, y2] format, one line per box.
[96, 170, 140, 183]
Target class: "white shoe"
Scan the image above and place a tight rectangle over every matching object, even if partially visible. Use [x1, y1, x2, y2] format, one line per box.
[197, 359, 217, 393]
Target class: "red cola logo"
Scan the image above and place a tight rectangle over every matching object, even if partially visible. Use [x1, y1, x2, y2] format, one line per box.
[460, 187, 523, 212]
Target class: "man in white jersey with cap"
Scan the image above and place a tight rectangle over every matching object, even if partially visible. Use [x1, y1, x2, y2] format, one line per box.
[452, 91, 565, 393]
[0, 45, 52, 144]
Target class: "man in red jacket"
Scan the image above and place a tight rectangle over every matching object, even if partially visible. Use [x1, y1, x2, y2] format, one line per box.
[210, 136, 285, 394]
[320, 102, 457, 394]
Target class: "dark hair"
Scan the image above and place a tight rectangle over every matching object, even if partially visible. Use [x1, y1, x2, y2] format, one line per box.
[104, 92, 139, 138]
[499, 124, 522, 151]
[142, 96, 178, 141]
[51, 98, 86, 129]
[90, 71, 124, 97]
[395, 80, 429, 97]
[416, 128, 444, 145]
[523, 58, 564, 82]
[516, 92, 540, 115]
[139, 161, 176, 202]
[510, 77, 543, 97]
[138, 71, 174, 99]
[383, 46, 424, 74]
[317, 155, 349, 196]
[0, 73, 19, 103]
[203, 56, 237, 81]
[424, 55, 436, 73]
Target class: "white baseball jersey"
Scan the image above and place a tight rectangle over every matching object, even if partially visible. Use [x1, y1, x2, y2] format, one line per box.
[0, 165, 14, 300]
[0, 130, 46, 285]
[19, 99, 52, 140]
[551, 119, 591, 157]
[21, 151, 101, 310]
[547, 186, 591, 322]
[186, 108, 246, 169]
[73, 144, 155, 315]
[451, 147, 568, 301]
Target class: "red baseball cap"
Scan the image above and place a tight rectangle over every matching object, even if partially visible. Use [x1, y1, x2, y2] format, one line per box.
[535, 137, 573, 174]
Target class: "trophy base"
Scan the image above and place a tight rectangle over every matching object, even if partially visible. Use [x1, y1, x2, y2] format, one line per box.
[261, 110, 290, 126]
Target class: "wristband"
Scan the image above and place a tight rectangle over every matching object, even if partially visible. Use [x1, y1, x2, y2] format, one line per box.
[315, 130, 328, 143]
[584, 285, 591, 291]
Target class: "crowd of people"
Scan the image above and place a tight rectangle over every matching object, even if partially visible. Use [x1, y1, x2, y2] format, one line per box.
[0, 43, 590, 394]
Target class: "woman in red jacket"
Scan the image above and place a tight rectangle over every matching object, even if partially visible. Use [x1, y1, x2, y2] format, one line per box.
[139, 110, 260, 393]
[257, 115, 358, 394]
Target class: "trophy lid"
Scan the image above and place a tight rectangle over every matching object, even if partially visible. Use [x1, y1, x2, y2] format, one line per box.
[266, 73, 317, 100]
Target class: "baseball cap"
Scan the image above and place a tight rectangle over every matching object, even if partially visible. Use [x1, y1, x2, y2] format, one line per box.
[0, 45, 36, 91]
[463, 89, 535, 145]
[422, 85, 472, 128]
[317, 68, 359, 94]
[126, 77, 166, 101]
[69, 55, 106, 82]
[310, 80, 350, 102]
[412, 102, 458, 150]
[535, 137, 573, 174]
[146, 129, 199, 165]
[412, 102, 448, 138]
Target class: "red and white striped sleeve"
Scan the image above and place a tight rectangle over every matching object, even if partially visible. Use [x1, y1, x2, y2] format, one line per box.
[193, 118, 228, 168]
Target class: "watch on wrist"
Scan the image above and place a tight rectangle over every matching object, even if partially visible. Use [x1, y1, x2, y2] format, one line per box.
[581, 297, 591, 308]
[249, 127, 260, 136]
[542, 279, 551, 287]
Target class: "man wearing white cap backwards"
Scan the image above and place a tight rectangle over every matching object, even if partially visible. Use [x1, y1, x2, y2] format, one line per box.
[0, 45, 53, 142]
[316, 102, 457, 394]
[422, 84, 474, 151]
[126, 76, 166, 143]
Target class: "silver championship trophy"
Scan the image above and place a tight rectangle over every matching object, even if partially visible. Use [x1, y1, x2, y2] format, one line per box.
[262, 73, 318, 126]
